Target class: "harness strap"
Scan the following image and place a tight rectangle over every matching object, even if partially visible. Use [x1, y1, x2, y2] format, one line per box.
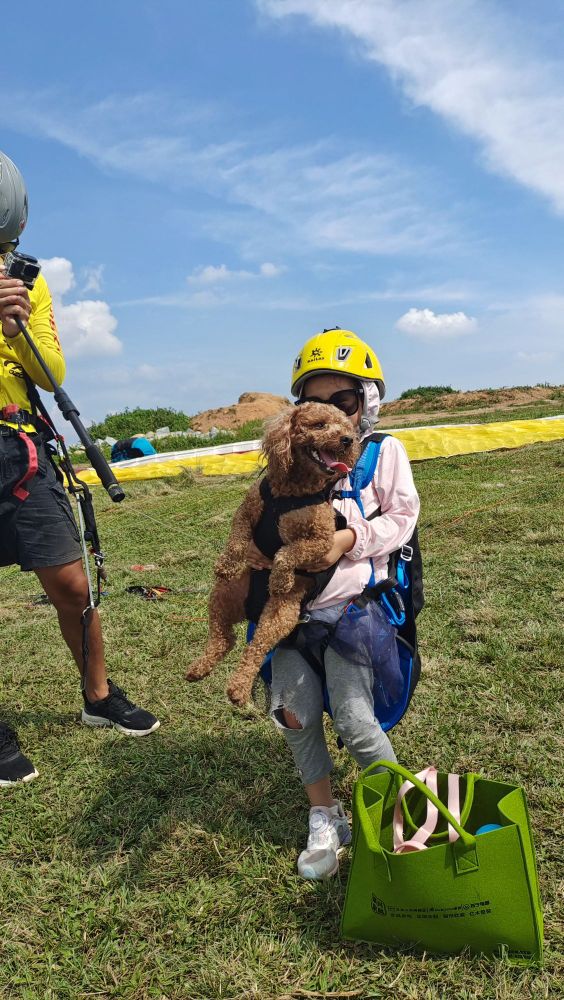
[11, 431, 38, 501]
[337, 437, 386, 588]
[0, 404, 39, 502]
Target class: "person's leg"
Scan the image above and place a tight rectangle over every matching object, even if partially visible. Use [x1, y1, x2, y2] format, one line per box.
[280, 707, 334, 807]
[270, 647, 351, 879]
[35, 560, 108, 701]
[270, 645, 333, 791]
[35, 560, 159, 736]
[324, 646, 397, 769]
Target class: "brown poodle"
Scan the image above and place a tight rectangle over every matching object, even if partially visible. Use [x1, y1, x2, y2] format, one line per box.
[186, 402, 360, 706]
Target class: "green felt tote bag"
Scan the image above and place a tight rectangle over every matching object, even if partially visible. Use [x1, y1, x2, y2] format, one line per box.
[341, 761, 543, 966]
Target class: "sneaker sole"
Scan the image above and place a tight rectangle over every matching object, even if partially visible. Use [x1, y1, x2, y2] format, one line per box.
[0, 768, 39, 787]
[298, 841, 351, 881]
[299, 857, 340, 880]
[81, 711, 161, 737]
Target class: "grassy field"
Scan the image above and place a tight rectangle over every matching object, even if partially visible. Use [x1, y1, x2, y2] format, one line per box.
[379, 398, 564, 429]
[0, 439, 563, 999]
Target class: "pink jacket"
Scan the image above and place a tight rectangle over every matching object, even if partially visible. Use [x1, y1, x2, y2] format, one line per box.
[307, 435, 420, 610]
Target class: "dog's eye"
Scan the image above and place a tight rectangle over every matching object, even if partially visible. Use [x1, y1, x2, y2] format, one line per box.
[312, 422, 326, 429]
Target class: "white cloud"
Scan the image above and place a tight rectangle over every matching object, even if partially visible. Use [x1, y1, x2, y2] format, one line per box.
[396, 307, 477, 339]
[2, 92, 454, 259]
[257, 0, 564, 214]
[516, 350, 556, 363]
[206, 146, 453, 255]
[39, 256, 74, 298]
[39, 257, 122, 358]
[188, 264, 236, 285]
[259, 262, 284, 277]
[187, 261, 285, 285]
[81, 263, 104, 293]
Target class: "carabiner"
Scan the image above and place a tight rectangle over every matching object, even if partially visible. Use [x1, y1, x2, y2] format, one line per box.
[380, 590, 406, 627]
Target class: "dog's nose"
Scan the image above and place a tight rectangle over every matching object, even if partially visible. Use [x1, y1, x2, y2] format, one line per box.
[340, 435, 353, 446]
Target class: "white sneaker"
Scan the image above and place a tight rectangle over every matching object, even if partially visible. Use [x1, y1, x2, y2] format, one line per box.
[297, 802, 352, 880]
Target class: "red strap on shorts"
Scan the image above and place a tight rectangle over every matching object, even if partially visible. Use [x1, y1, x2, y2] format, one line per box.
[0, 405, 39, 502]
[12, 431, 39, 501]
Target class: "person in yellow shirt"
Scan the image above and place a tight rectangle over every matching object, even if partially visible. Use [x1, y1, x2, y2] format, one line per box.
[0, 151, 159, 786]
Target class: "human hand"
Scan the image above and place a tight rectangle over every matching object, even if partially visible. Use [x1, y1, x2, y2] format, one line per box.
[0, 269, 31, 337]
[299, 528, 356, 572]
[246, 540, 273, 571]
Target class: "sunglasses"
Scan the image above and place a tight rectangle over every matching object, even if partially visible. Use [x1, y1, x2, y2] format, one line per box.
[296, 387, 363, 416]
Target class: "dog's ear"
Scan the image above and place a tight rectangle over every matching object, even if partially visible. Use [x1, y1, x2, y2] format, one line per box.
[261, 407, 296, 474]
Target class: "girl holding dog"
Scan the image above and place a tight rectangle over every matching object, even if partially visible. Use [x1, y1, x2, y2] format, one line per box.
[248, 329, 420, 880]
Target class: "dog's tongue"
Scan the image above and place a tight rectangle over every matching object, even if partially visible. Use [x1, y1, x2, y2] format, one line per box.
[319, 450, 350, 475]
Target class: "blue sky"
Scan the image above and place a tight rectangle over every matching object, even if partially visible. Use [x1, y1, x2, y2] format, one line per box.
[2, 0, 563, 423]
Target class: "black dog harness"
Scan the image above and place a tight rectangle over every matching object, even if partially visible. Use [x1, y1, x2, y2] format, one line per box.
[245, 476, 347, 624]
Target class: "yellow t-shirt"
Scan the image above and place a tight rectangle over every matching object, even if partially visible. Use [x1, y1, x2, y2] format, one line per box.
[0, 269, 66, 432]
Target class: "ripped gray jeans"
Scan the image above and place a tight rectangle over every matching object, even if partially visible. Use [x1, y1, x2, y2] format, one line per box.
[270, 602, 397, 786]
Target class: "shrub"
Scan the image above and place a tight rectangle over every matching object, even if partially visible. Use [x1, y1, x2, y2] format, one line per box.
[88, 407, 191, 440]
[398, 385, 455, 401]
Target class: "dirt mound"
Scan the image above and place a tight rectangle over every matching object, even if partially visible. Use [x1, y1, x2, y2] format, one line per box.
[379, 385, 563, 428]
[190, 392, 291, 432]
[382, 385, 558, 416]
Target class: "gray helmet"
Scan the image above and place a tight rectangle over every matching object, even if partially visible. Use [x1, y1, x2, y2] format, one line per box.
[0, 151, 28, 245]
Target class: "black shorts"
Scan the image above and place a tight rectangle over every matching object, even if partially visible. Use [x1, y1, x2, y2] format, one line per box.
[0, 432, 82, 571]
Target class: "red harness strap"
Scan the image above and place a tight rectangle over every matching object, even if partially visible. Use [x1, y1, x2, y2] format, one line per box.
[0, 404, 39, 501]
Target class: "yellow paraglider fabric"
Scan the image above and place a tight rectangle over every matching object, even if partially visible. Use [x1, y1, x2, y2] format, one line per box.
[78, 415, 564, 485]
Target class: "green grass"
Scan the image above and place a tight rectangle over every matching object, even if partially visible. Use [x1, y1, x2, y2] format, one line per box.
[382, 399, 564, 429]
[0, 441, 563, 998]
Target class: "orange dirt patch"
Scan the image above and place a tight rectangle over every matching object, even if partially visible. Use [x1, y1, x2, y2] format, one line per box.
[190, 392, 291, 432]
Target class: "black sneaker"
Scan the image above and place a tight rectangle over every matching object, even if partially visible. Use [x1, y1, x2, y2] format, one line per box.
[81, 680, 160, 736]
[0, 724, 39, 786]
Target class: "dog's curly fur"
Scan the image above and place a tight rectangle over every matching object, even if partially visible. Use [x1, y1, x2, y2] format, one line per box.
[186, 402, 360, 706]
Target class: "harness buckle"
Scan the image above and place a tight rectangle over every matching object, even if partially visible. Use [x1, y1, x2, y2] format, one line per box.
[297, 611, 312, 625]
[400, 544, 413, 562]
[1, 403, 22, 422]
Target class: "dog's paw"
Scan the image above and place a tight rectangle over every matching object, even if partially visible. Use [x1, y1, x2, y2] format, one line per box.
[226, 675, 252, 707]
[268, 566, 294, 594]
[185, 660, 213, 682]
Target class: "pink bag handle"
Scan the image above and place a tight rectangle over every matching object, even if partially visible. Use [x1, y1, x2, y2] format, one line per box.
[393, 767, 461, 854]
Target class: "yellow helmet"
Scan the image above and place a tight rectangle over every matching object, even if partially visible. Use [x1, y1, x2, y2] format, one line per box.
[291, 328, 385, 398]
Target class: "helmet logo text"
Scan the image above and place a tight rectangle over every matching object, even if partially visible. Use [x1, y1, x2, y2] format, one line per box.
[308, 348, 324, 363]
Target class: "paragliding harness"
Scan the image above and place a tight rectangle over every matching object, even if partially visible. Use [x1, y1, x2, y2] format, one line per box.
[251, 433, 424, 734]
[111, 436, 156, 463]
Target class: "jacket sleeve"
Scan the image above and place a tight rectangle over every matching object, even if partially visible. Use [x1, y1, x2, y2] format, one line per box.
[8, 275, 66, 390]
[344, 437, 420, 563]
